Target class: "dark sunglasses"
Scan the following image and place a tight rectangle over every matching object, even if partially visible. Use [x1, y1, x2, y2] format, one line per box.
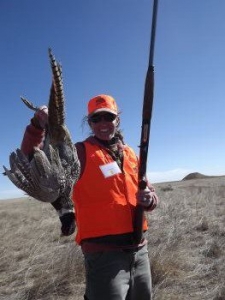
[89, 113, 117, 123]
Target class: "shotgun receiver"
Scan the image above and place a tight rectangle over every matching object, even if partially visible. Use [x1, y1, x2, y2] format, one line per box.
[133, 0, 159, 244]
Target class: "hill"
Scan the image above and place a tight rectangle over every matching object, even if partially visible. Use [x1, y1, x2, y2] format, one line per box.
[182, 172, 220, 181]
[1, 177, 225, 300]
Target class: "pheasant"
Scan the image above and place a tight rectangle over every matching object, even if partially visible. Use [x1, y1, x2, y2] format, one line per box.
[3, 49, 81, 207]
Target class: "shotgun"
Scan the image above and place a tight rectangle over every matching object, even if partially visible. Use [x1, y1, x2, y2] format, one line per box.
[133, 0, 159, 244]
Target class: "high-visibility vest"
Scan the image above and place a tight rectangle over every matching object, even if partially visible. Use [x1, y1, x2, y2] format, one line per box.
[72, 141, 148, 244]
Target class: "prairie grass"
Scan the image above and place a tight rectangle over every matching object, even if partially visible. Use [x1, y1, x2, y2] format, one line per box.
[0, 176, 224, 300]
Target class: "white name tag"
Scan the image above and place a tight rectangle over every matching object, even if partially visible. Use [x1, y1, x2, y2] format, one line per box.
[99, 161, 121, 178]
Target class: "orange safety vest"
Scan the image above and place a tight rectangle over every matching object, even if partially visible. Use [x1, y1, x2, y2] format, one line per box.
[72, 141, 148, 244]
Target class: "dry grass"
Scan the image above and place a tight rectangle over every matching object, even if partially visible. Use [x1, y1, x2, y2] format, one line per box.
[0, 198, 85, 300]
[1, 176, 225, 300]
[151, 177, 225, 300]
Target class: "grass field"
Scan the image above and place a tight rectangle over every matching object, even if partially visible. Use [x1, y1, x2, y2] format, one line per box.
[1, 176, 224, 300]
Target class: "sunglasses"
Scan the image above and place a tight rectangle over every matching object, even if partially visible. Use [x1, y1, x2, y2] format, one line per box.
[89, 113, 117, 123]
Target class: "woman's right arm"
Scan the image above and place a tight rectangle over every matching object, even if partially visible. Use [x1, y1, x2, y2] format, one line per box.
[20, 105, 48, 158]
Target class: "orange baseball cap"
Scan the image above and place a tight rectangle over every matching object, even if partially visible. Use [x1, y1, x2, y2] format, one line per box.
[88, 94, 118, 116]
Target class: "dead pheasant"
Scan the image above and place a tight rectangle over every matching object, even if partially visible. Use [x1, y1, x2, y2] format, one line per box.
[3, 49, 80, 204]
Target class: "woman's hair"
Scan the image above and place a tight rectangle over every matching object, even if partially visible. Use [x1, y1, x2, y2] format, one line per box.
[114, 128, 125, 144]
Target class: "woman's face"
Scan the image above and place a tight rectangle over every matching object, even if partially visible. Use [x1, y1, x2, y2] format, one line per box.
[88, 112, 119, 141]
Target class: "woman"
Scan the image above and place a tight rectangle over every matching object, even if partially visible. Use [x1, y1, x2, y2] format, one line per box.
[21, 94, 158, 300]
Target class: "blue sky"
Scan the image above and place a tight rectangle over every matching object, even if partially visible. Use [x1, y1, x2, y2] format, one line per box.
[1, 0, 225, 199]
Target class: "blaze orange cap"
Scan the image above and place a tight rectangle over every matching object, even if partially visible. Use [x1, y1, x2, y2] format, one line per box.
[88, 94, 118, 116]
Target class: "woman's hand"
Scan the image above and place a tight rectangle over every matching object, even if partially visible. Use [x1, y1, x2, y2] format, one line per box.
[136, 187, 158, 211]
[31, 105, 48, 129]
